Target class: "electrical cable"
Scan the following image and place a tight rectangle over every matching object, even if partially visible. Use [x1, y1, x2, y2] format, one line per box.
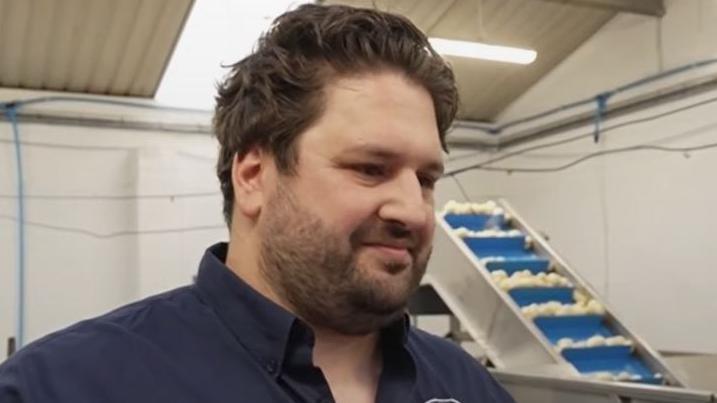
[0, 214, 225, 238]
[445, 94, 717, 174]
[461, 142, 717, 174]
[0, 137, 136, 150]
[0, 192, 220, 200]
[1, 95, 212, 114]
[450, 174, 471, 201]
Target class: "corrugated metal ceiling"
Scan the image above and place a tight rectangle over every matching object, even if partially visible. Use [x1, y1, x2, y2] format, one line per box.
[325, 0, 617, 122]
[0, 0, 662, 122]
[0, 0, 193, 97]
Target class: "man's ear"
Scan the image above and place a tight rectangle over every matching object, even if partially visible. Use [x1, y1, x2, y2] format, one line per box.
[231, 147, 266, 218]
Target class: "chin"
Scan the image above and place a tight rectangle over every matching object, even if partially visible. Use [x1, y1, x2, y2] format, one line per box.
[363, 269, 416, 306]
[333, 309, 406, 335]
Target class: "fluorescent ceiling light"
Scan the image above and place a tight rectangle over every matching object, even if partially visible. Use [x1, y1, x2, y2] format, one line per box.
[429, 38, 537, 65]
[155, 0, 310, 110]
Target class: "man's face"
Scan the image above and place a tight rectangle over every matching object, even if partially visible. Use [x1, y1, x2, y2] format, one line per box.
[258, 71, 444, 335]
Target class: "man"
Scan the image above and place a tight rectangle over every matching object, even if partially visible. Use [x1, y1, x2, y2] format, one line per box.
[0, 4, 514, 403]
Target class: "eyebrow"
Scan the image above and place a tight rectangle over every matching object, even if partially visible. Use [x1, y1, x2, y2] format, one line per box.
[340, 145, 445, 176]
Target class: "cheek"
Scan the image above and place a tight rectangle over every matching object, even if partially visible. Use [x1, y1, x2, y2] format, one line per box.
[310, 188, 381, 231]
[292, 176, 376, 230]
[421, 212, 436, 243]
[308, 194, 378, 236]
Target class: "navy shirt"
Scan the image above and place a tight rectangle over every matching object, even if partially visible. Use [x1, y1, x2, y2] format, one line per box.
[0, 243, 514, 403]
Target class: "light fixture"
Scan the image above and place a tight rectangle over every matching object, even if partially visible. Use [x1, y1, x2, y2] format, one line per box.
[429, 38, 537, 65]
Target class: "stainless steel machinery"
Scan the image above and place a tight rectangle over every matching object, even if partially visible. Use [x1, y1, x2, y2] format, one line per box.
[417, 199, 715, 402]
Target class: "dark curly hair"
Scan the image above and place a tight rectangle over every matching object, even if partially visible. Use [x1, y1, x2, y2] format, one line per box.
[214, 3, 459, 226]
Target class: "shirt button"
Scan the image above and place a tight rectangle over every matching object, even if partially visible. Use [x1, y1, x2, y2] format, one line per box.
[265, 360, 277, 374]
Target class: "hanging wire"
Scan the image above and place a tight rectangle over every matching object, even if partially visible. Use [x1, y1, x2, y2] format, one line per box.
[0, 215, 225, 239]
[445, 94, 717, 175]
[452, 142, 717, 174]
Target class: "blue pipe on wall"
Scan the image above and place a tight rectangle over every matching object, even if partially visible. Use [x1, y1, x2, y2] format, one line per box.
[1, 103, 26, 348]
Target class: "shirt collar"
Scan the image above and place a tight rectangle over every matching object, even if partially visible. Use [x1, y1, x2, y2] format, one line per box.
[195, 242, 412, 376]
[195, 242, 295, 376]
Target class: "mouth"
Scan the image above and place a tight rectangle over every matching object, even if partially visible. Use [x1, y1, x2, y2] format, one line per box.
[362, 243, 413, 266]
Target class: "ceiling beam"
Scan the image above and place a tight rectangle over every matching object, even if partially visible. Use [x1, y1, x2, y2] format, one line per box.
[538, 0, 665, 17]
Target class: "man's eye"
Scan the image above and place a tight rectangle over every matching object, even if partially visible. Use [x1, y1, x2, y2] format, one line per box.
[354, 164, 385, 177]
[418, 175, 437, 190]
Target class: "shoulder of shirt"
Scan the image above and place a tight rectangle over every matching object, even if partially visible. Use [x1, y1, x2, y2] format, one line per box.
[1, 285, 203, 370]
[406, 327, 516, 402]
[407, 326, 486, 373]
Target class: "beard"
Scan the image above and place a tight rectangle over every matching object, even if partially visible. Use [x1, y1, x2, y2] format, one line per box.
[257, 180, 430, 335]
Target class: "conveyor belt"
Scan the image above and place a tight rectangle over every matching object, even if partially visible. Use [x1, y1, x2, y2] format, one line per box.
[422, 199, 686, 387]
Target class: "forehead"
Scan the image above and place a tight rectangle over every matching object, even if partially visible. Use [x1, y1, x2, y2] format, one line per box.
[299, 71, 444, 166]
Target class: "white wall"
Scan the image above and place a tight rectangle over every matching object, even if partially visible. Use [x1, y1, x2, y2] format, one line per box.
[499, 0, 717, 121]
[446, 0, 717, 354]
[2, 0, 717, 359]
[1, 90, 225, 354]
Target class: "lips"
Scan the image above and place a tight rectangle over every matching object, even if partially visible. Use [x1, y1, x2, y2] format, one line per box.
[362, 237, 415, 250]
[363, 243, 413, 265]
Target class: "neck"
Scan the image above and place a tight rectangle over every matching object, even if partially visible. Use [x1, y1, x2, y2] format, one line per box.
[227, 237, 383, 368]
[313, 326, 383, 392]
[226, 236, 385, 401]
[226, 234, 292, 311]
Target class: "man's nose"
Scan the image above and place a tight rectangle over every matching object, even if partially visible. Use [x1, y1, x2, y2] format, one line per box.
[377, 171, 430, 231]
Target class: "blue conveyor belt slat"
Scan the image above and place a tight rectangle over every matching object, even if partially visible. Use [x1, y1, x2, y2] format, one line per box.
[484, 256, 550, 274]
[508, 287, 574, 306]
[444, 213, 507, 230]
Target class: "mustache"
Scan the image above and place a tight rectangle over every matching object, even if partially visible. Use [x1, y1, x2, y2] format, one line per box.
[350, 219, 420, 251]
